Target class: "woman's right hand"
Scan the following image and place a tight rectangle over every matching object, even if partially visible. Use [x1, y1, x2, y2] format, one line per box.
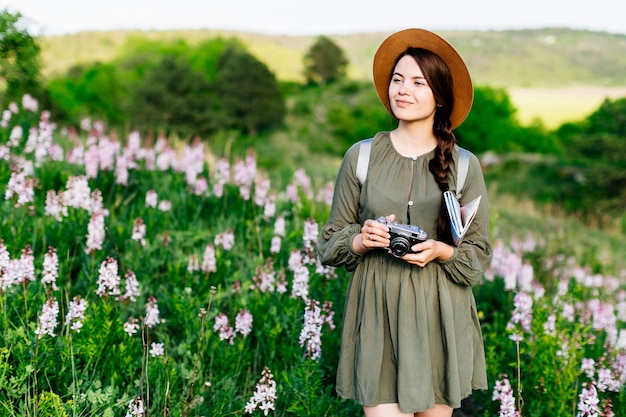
[353, 215, 393, 254]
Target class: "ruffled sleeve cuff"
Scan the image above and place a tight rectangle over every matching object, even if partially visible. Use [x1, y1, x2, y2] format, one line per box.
[318, 223, 363, 272]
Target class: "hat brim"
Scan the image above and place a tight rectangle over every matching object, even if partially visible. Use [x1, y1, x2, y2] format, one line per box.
[373, 28, 473, 129]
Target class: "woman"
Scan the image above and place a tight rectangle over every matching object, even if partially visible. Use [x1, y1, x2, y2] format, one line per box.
[318, 29, 493, 417]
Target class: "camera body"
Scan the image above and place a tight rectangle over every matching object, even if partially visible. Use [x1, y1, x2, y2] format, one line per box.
[376, 216, 428, 258]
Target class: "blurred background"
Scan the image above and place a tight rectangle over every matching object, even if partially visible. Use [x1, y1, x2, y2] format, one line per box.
[1, 0, 626, 228]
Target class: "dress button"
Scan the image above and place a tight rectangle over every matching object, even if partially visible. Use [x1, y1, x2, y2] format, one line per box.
[412, 156, 417, 161]
[408, 200, 414, 206]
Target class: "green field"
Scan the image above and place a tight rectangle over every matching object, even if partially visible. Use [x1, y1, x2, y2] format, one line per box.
[508, 86, 626, 128]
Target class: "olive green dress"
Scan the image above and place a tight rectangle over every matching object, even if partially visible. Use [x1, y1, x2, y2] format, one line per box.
[318, 132, 492, 413]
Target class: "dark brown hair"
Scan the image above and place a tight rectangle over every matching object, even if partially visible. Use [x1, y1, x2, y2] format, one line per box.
[392, 47, 456, 243]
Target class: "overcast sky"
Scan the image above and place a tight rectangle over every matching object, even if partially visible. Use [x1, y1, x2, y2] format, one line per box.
[4, 0, 626, 37]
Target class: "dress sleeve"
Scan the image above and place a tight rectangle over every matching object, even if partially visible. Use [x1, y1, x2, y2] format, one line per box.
[317, 143, 364, 272]
[437, 152, 493, 287]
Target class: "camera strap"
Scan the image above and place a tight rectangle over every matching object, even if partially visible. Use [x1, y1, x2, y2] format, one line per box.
[355, 137, 471, 198]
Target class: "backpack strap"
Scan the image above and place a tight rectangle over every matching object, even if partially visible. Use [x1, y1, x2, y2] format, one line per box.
[356, 139, 471, 198]
[356, 138, 372, 186]
[456, 147, 470, 198]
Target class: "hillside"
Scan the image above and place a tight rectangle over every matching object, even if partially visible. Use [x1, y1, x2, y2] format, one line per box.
[40, 27, 626, 88]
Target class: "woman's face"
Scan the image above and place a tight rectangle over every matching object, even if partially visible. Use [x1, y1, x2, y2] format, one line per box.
[388, 55, 438, 125]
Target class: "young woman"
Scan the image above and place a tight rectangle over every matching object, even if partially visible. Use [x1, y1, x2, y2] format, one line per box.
[318, 29, 493, 417]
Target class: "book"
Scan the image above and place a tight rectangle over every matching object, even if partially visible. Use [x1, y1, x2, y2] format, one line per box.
[443, 191, 481, 246]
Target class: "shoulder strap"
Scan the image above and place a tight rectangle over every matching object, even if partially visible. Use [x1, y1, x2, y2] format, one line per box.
[356, 140, 471, 197]
[456, 147, 470, 198]
[356, 138, 372, 186]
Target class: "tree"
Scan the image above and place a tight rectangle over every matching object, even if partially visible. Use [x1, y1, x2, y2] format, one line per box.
[47, 62, 128, 125]
[214, 47, 285, 136]
[0, 9, 42, 104]
[130, 54, 217, 136]
[303, 36, 348, 85]
[457, 86, 560, 155]
[554, 98, 626, 220]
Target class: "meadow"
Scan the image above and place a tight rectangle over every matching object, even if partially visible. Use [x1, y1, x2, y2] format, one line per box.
[1, 96, 625, 417]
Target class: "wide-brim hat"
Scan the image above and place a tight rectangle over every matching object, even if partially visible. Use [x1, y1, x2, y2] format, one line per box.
[373, 28, 473, 129]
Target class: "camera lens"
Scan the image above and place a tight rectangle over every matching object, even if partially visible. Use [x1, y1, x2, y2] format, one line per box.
[389, 237, 411, 258]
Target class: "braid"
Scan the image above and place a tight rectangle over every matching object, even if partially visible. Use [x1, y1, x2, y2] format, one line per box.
[429, 120, 456, 244]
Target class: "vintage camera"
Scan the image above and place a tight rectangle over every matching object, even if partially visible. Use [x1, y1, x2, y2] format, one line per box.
[376, 216, 428, 258]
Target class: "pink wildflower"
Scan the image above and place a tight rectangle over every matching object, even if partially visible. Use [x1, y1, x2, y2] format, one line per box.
[95, 257, 121, 298]
[63, 176, 92, 210]
[125, 396, 144, 417]
[41, 246, 59, 291]
[149, 342, 165, 357]
[316, 181, 334, 206]
[124, 318, 140, 336]
[581, 358, 596, 379]
[121, 271, 141, 302]
[35, 298, 59, 339]
[5, 170, 36, 207]
[269, 236, 281, 254]
[18, 245, 36, 284]
[65, 296, 88, 332]
[254, 178, 271, 207]
[235, 310, 253, 337]
[506, 291, 533, 340]
[214, 312, 235, 344]
[291, 264, 310, 301]
[233, 152, 256, 200]
[201, 244, 216, 273]
[45, 190, 68, 221]
[144, 296, 160, 328]
[252, 262, 276, 293]
[263, 194, 276, 218]
[245, 367, 276, 415]
[215, 230, 235, 250]
[492, 374, 519, 417]
[22, 94, 38, 112]
[131, 218, 147, 246]
[273, 216, 285, 237]
[286, 183, 299, 203]
[187, 254, 199, 273]
[85, 211, 106, 254]
[157, 200, 171, 212]
[303, 219, 318, 250]
[212, 158, 230, 197]
[145, 190, 158, 208]
[115, 154, 129, 185]
[299, 300, 323, 360]
[576, 382, 600, 417]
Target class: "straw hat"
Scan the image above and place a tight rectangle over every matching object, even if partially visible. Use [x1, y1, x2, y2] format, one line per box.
[373, 28, 473, 129]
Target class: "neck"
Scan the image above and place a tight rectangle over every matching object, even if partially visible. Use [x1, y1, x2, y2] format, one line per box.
[390, 122, 437, 157]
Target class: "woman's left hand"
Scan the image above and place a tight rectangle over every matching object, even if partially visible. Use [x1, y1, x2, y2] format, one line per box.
[401, 239, 454, 267]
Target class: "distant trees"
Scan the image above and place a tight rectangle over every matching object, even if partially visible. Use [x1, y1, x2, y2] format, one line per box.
[131, 54, 216, 136]
[0, 9, 43, 104]
[304, 36, 348, 85]
[45, 39, 286, 137]
[215, 47, 285, 136]
[554, 97, 626, 220]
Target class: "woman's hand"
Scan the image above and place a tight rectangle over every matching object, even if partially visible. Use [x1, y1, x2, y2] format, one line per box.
[401, 239, 454, 267]
[353, 215, 393, 254]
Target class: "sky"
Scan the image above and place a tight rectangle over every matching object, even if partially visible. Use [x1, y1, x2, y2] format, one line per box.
[3, 0, 626, 37]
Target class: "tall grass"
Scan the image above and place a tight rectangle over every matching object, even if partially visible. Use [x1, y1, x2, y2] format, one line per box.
[1, 96, 625, 416]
